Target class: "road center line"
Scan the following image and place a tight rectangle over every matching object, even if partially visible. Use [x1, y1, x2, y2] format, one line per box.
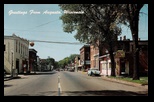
[58, 75, 62, 96]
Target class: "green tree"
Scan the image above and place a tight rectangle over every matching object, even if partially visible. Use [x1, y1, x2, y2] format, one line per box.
[114, 4, 145, 80]
[58, 54, 80, 69]
[59, 4, 122, 76]
[47, 56, 55, 70]
[54, 61, 59, 69]
[69, 54, 80, 63]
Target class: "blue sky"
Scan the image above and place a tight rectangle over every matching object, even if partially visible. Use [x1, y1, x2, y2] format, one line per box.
[4, 4, 148, 61]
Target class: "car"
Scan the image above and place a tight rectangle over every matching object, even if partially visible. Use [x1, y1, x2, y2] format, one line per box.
[68, 68, 75, 72]
[87, 68, 100, 76]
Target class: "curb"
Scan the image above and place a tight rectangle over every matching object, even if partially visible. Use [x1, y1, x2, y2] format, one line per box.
[4, 75, 26, 81]
[4, 77, 20, 81]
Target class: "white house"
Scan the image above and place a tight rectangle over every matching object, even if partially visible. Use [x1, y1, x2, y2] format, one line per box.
[4, 34, 29, 75]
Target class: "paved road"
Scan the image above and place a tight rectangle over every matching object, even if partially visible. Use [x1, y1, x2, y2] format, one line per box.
[4, 70, 148, 96]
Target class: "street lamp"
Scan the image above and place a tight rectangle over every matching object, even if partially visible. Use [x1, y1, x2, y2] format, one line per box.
[105, 50, 108, 76]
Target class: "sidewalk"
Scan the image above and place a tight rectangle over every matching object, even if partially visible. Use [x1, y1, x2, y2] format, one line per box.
[4, 74, 28, 81]
[79, 71, 148, 90]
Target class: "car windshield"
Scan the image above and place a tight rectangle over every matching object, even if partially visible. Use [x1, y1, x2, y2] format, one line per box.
[90, 68, 99, 70]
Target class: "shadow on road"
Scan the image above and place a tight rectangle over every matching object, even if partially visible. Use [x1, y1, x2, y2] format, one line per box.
[19, 71, 58, 76]
[62, 90, 148, 96]
[4, 90, 148, 96]
[4, 84, 13, 88]
[4, 71, 58, 82]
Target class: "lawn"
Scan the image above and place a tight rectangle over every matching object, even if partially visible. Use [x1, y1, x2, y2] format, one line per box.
[109, 76, 148, 85]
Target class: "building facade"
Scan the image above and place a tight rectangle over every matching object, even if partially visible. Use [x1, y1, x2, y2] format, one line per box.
[99, 35, 148, 77]
[4, 34, 29, 75]
[29, 49, 37, 73]
[90, 45, 99, 69]
[80, 45, 90, 71]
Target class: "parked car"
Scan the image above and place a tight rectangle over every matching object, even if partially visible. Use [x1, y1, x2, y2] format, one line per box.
[87, 68, 100, 76]
[69, 68, 75, 72]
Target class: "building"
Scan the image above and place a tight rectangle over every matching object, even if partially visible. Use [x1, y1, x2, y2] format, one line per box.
[36, 56, 41, 71]
[40, 59, 48, 71]
[114, 39, 148, 77]
[29, 48, 37, 73]
[98, 35, 148, 77]
[90, 44, 99, 69]
[80, 45, 90, 71]
[4, 34, 29, 75]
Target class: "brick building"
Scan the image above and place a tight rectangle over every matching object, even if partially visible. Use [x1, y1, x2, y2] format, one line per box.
[80, 45, 90, 71]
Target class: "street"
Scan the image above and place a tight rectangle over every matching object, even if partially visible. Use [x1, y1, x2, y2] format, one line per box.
[4, 70, 148, 96]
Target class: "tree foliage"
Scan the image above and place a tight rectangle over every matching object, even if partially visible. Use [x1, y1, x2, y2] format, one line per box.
[58, 54, 80, 68]
[117, 4, 144, 80]
[59, 4, 145, 79]
[59, 4, 122, 76]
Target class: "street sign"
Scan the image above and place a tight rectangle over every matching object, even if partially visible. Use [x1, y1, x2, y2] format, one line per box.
[115, 50, 125, 58]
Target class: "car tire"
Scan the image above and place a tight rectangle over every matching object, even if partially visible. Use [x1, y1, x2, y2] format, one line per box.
[91, 72, 94, 76]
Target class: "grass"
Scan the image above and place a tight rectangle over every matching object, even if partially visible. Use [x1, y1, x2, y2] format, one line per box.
[108, 76, 148, 85]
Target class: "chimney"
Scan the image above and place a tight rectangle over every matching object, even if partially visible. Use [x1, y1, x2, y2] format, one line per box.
[120, 37, 122, 41]
[123, 35, 126, 41]
[138, 38, 140, 41]
[127, 39, 130, 41]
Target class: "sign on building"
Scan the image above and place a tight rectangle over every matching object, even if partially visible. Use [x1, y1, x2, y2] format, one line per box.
[115, 50, 125, 58]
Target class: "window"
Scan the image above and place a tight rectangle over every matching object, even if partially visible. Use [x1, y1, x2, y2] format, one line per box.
[21, 44, 22, 54]
[4, 44, 5, 51]
[16, 40, 18, 52]
[131, 45, 133, 52]
[19, 42, 20, 53]
[109, 62, 111, 69]
[86, 52, 90, 59]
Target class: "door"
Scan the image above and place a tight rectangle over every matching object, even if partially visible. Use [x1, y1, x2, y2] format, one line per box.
[16, 59, 19, 74]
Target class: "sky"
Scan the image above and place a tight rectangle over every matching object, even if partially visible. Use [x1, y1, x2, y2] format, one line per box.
[4, 4, 148, 61]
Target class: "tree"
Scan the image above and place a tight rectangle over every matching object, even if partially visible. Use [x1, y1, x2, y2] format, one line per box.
[115, 4, 145, 80]
[59, 4, 122, 76]
[46, 56, 55, 70]
[69, 54, 80, 63]
[58, 54, 80, 69]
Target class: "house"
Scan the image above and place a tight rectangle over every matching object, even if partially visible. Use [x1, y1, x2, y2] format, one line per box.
[4, 34, 29, 75]
[79, 45, 90, 71]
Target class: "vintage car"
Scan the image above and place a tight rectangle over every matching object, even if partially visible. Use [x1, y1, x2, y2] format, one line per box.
[87, 68, 100, 76]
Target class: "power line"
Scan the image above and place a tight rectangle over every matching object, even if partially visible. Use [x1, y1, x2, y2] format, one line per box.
[29, 19, 59, 30]
[29, 40, 85, 45]
[4, 19, 60, 32]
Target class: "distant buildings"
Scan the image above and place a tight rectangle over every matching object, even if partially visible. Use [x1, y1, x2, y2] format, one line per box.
[76, 35, 148, 77]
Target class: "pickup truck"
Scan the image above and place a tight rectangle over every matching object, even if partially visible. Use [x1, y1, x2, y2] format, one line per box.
[87, 68, 100, 76]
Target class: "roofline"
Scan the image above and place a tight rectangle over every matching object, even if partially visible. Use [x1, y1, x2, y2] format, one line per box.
[29, 48, 37, 53]
[80, 44, 90, 51]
